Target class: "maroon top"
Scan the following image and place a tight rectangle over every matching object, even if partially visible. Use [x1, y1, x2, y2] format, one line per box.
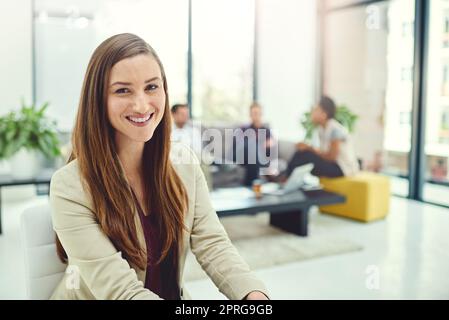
[132, 190, 180, 300]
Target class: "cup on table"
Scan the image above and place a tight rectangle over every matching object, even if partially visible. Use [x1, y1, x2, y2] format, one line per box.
[252, 179, 263, 199]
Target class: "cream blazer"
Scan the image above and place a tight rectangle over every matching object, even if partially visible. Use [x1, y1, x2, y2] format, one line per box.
[49, 142, 268, 300]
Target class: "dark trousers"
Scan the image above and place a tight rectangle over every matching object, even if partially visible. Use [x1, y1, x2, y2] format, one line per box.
[243, 164, 260, 186]
[286, 150, 344, 178]
[237, 140, 271, 186]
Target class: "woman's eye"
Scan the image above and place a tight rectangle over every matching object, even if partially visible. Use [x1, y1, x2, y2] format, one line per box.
[115, 88, 130, 94]
[146, 84, 159, 91]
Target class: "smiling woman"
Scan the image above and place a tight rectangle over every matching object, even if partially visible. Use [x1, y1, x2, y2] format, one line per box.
[107, 55, 164, 143]
[49, 33, 269, 300]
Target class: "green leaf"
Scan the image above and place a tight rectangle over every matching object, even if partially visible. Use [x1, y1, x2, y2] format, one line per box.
[0, 100, 60, 160]
[300, 104, 358, 136]
[37, 102, 49, 117]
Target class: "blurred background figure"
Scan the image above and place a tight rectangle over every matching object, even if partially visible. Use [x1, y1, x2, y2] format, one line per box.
[234, 102, 275, 186]
[170, 104, 203, 156]
[285, 96, 359, 179]
[431, 158, 448, 182]
[366, 151, 383, 173]
[170, 103, 212, 189]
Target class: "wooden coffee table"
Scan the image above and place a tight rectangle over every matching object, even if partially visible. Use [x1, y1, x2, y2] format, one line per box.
[211, 187, 346, 237]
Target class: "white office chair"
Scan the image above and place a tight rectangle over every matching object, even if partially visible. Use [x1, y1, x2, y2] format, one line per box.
[21, 204, 66, 299]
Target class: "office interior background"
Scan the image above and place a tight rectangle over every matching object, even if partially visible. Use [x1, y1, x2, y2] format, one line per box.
[1, 0, 448, 299]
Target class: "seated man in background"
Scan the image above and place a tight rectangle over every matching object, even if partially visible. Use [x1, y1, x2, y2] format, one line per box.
[285, 96, 359, 179]
[170, 104, 203, 156]
[171, 104, 212, 189]
[234, 102, 275, 186]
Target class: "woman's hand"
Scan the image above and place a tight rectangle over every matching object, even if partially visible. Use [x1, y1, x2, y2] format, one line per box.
[296, 142, 310, 151]
[244, 291, 269, 300]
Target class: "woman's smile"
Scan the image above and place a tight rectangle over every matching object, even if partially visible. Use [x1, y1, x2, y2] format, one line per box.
[125, 112, 155, 127]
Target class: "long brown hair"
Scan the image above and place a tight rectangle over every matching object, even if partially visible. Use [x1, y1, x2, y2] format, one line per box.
[56, 33, 188, 270]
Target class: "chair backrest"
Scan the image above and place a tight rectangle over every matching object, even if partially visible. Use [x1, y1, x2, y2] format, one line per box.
[20, 204, 66, 299]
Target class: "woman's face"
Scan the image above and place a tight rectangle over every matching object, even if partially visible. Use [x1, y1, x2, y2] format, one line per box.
[107, 54, 165, 145]
[311, 104, 327, 125]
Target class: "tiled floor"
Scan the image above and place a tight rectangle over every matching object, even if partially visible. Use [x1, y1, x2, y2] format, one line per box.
[1, 186, 449, 299]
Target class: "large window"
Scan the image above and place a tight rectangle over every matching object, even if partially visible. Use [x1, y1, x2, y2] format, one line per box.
[383, 0, 415, 196]
[191, 0, 255, 124]
[34, 0, 188, 131]
[34, 0, 257, 130]
[423, 0, 449, 206]
[323, 0, 415, 197]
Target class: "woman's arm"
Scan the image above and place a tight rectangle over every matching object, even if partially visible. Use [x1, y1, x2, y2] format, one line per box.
[188, 152, 269, 300]
[298, 140, 341, 162]
[50, 167, 161, 300]
[313, 139, 340, 162]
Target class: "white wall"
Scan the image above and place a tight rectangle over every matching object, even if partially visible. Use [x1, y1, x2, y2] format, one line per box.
[0, 0, 33, 114]
[34, 19, 96, 131]
[324, 4, 388, 165]
[257, 0, 317, 142]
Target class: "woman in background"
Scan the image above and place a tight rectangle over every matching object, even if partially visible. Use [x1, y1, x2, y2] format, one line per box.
[285, 96, 359, 179]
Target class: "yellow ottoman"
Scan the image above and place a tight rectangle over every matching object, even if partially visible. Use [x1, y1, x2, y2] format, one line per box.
[319, 172, 390, 222]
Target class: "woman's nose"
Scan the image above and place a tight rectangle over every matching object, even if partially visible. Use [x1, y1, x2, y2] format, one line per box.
[133, 93, 149, 113]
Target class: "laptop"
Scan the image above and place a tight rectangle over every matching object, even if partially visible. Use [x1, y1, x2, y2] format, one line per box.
[261, 163, 315, 195]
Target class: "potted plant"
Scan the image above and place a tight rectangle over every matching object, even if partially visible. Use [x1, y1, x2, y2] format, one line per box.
[0, 100, 61, 179]
[301, 104, 358, 140]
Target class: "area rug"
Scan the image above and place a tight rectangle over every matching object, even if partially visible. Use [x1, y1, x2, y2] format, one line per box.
[184, 212, 363, 282]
